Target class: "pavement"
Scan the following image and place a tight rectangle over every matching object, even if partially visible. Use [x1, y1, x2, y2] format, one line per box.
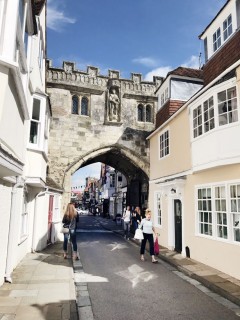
[0, 215, 240, 320]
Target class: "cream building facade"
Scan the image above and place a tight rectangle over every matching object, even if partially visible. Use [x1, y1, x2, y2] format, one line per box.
[149, 0, 240, 280]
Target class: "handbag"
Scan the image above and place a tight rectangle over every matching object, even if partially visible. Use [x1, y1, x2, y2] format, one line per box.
[134, 228, 144, 240]
[154, 237, 160, 255]
[61, 224, 69, 234]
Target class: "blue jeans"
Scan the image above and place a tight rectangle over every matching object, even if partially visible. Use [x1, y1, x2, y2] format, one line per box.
[63, 230, 77, 252]
[124, 221, 130, 238]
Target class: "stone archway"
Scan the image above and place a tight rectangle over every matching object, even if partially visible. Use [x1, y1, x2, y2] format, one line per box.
[61, 145, 149, 209]
[46, 60, 162, 211]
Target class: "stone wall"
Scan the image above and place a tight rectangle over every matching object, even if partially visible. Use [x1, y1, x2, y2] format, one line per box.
[46, 60, 161, 207]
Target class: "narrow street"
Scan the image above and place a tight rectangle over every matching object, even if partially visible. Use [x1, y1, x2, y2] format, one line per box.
[76, 216, 239, 320]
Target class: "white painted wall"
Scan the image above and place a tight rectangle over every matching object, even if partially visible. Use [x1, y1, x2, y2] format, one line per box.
[201, 0, 238, 61]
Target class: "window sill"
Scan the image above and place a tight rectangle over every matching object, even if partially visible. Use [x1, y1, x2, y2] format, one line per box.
[27, 145, 48, 161]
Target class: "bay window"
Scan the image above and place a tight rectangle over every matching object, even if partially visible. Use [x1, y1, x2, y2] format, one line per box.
[197, 183, 240, 243]
[192, 85, 238, 139]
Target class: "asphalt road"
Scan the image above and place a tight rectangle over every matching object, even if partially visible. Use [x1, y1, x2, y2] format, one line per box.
[76, 216, 239, 320]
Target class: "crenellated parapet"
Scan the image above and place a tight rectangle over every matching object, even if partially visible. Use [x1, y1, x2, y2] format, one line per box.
[46, 60, 162, 96]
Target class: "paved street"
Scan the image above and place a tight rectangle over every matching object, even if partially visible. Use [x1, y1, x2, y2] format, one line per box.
[75, 215, 240, 320]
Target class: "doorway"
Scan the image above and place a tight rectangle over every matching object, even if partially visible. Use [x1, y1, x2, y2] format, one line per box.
[174, 199, 182, 253]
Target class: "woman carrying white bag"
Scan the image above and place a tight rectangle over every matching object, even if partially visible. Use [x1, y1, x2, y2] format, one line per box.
[136, 209, 158, 263]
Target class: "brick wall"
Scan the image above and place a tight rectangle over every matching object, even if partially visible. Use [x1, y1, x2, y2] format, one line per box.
[155, 100, 184, 129]
[203, 29, 240, 85]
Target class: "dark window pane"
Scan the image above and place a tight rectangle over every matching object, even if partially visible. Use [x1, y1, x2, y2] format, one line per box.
[72, 96, 79, 114]
[81, 97, 88, 115]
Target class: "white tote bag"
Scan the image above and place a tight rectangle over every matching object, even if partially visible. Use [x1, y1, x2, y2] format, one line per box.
[134, 228, 144, 240]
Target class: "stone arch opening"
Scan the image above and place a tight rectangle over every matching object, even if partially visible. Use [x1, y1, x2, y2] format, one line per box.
[63, 145, 149, 212]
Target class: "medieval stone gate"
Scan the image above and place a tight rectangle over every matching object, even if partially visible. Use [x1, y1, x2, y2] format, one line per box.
[46, 60, 161, 211]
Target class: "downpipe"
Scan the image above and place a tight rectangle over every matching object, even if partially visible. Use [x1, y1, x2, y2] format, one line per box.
[5, 177, 25, 283]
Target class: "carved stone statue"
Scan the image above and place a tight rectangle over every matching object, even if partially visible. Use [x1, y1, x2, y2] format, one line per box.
[108, 87, 120, 122]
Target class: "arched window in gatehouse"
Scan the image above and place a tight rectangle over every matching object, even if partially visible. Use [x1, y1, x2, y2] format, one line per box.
[137, 104, 144, 122]
[81, 97, 89, 116]
[72, 95, 79, 114]
[146, 104, 152, 122]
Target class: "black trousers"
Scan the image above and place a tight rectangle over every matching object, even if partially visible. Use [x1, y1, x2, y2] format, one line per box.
[140, 233, 154, 256]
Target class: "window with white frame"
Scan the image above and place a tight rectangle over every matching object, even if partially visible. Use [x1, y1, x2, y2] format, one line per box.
[230, 185, 240, 242]
[213, 28, 221, 52]
[203, 96, 215, 133]
[223, 14, 232, 41]
[192, 85, 238, 139]
[159, 130, 169, 158]
[156, 193, 162, 225]
[215, 186, 227, 239]
[17, 0, 31, 67]
[29, 98, 41, 144]
[197, 188, 212, 236]
[218, 86, 238, 126]
[193, 105, 202, 138]
[197, 183, 240, 243]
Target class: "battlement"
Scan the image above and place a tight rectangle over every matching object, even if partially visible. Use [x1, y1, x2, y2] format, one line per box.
[47, 60, 162, 95]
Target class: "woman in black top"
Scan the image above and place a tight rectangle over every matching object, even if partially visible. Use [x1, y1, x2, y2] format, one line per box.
[132, 206, 142, 233]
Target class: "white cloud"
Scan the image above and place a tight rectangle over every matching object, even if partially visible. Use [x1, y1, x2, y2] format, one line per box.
[132, 57, 159, 68]
[144, 66, 172, 81]
[47, 2, 76, 32]
[144, 54, 202, 81]
[181, 55, 200, 69]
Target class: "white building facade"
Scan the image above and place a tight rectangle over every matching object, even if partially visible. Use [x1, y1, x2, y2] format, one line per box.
[0, 0, 62, 286]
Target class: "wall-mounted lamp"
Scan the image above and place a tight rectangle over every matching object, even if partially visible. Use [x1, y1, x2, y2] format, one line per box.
[171, 188, 176, 194]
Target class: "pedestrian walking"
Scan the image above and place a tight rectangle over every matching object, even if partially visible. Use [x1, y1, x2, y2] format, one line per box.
[62, 203, 79, 260]
[139, 208, 158, 263]
[123, 205, 131, 240]
[132, 206, 142, 232]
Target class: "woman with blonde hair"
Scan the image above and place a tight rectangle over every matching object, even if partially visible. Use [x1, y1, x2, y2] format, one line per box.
[62, 203, 79, 260]
[138, 208, 158, 263]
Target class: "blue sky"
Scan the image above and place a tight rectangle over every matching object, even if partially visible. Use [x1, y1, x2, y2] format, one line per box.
[47, 0, 226, 187]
